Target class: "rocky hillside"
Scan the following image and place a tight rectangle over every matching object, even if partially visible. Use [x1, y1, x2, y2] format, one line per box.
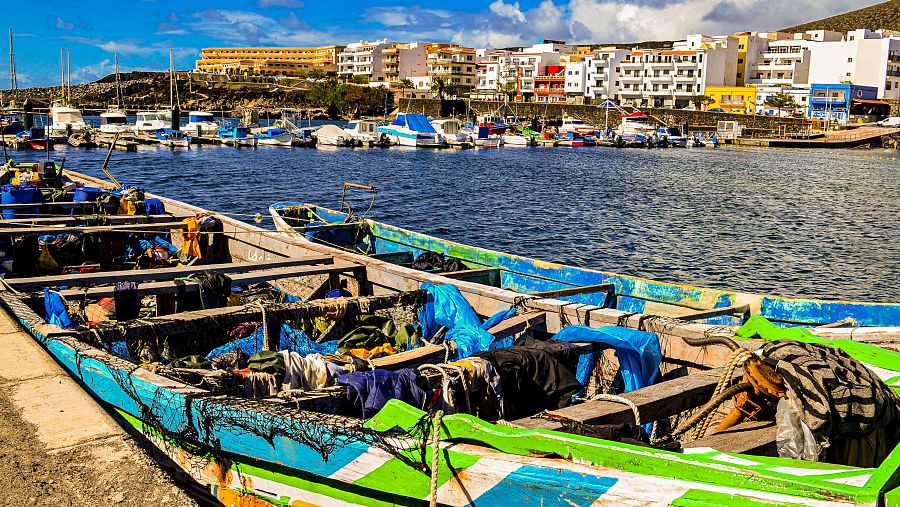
[784, 0, 900, 33]
[3, 72, 390, 119]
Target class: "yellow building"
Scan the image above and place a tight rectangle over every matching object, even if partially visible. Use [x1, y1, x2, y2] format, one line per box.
[706, 86, 757, 114]
[426, 44, 477, 94]
[195, 46, 343, 76]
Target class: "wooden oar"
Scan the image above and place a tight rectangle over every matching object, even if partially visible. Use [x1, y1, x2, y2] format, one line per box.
[100, 132, 122, 188]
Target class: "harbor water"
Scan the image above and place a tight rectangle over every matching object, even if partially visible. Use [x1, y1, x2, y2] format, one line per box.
[11, 140, 898, 302]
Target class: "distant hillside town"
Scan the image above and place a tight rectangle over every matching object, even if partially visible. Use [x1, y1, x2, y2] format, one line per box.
[195, 28, 900, 125]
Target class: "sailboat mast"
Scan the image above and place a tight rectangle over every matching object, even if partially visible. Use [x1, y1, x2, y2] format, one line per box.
[8, 28, 17, 100]
[169, 49, 174, 108]
[59, 48, 64, 103]
[66, 49, 71, 103]
[114, 53, 123, 110]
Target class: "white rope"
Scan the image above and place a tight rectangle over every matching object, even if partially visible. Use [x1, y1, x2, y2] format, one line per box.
[257, 300, 268, 350]
[588, 393, 641, 427]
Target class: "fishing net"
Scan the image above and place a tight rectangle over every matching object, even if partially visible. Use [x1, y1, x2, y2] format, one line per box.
[80, 291, 442, 474]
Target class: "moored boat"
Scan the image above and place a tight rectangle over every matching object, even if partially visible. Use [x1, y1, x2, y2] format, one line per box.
[183, 111, 219, 135]
[47, 102, 90, 139]
[376, 113, 443, 148]
[13, 126, 51, 150]
[99, 109, 130, 134]
[155, 128, 191, 148]
[217, 122, 258, 147]
[254, 127, 294, 147]
[312, 124, 353, 147]
[345, 119, 390, 147]
[3, 169, 900, 506]
[431, 119, 472, 148]
[134, 111, 172, 133]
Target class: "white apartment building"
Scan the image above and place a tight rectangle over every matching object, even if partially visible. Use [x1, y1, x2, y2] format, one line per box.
[581, 49, 630, 103]
[337, 39, 394, 82]
[746, 31, 842, 87]
[474, 49, 515, 100]
[806, 29, 900, 99]
[613, 35, 737, 108]
[754, 85, 811, 115]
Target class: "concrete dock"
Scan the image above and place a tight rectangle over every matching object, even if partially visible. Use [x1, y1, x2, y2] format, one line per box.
[0, 309, 199, 506]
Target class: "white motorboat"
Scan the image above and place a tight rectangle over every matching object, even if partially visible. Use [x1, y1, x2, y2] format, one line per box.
[345, 120, 389, 147]
[184, 111, 219, 135]
[560, 116, 598, 135]
[313, 124, 353, 147]
[99, 108, 130, 134]
[431, 119, 472, 147]
[500, 133, 535, 146]
[134, 111, 172, 133]
[48, 103, 90, 138]
[617, 112, 655, 137]
[376, 113, 443, 148]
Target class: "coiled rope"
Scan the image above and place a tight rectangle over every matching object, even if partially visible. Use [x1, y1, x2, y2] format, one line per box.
[691, 348, 753, 440]
[588, 393, 641, 426]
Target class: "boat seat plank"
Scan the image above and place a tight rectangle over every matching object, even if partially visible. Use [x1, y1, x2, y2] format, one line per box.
[0, 213, 190, 228]
[293, 223, 364, 233]
[439, 268, 501, 286]
[0, 221, 186, 235]
[485, 311, 546, 340]
[56, 262, 362, 299]
[84, 291, 414, 343]
[11, 256, 335, 291]
[512, 368, 742, 430]
[683, 420, 776, 455]
[528, 283, 615, 299]
[370, 251, 414, 265]
[673, 304, 751, 323]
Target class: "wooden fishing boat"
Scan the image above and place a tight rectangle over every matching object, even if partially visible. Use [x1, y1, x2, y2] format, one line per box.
[269, 201, 900, 332]
[5, 169, 900, 506]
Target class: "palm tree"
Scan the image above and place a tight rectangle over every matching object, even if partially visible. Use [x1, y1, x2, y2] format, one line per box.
[690, 94, 715, 111]
[764, 92, 798, 117]
[398, 78, 414, 99]
[430, 76, 449, 100]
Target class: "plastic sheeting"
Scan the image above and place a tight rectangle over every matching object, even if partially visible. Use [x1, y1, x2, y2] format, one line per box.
[393, 114, 437, 133]
[552, 325, 661, 393]
[206, 323, 338, 360]
[43, 288, 72, 328]
[418, 282, 517, 360]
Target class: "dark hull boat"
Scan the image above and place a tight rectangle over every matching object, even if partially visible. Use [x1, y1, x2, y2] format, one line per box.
[3, 168, 900, 506]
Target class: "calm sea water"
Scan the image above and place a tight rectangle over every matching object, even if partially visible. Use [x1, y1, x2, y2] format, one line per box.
[8, 136, 898, 302]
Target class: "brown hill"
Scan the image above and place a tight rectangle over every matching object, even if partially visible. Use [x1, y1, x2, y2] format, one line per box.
[784, 0, 900, 33]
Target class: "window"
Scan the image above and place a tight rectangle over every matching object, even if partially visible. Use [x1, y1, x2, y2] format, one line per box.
[847, 58, 853, 63]
[615, 81, 619, 86]
[739, 44, 745, 50]
[738, 58, 743, 64]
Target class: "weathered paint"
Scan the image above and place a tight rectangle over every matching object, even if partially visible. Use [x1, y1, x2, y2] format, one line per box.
[270, 203, 900, 328]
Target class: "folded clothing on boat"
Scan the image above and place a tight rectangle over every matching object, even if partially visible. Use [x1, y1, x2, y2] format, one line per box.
[411, 251, 467, 273]
[282, 351, 331, 391]
[337, 368, 427, 418]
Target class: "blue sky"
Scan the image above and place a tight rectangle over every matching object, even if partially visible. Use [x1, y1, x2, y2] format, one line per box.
[2, 0, 877, 87]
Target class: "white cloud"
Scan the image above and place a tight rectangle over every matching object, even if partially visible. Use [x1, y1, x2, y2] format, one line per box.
[55, 17, 74, 31]
[489, 0, 526, 23]
[71, 59, 116, 82]
[257, 0, 304, 8]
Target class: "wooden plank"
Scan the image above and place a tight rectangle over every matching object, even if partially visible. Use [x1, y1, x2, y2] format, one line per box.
[370, 251, 414, 265]
[528, 283, 614, 299]
[0, 201, 118, 210]
[57, 262, 362, 299]
[683, 420, 776, 455]
[486, 311, 546, 340]
[370, 344, 451, 369]
[294, 223, 363, 233]
[513, 368, 741, 430]
[10, 256, 335, 291]
[0, 221, 186, 235]
[673, 304, 751, 322]
[84, 290, 416, 343]
[439, 268, 501, 285]
[0, 213, 189, 228]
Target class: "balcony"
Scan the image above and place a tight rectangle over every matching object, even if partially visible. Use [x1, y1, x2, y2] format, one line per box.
[620, 74, 641, 81]
[534, 75, 565, 81]
[648, 74, 671, 81]
[535, 88, 566, 96]
[673, 74, 695, 81]
[620, 88, 642, 96]
[620, 60, 642, 67]
[754, 63, 797, 72]
[674, 60, 697, 66]
[761, 50, 802, 59]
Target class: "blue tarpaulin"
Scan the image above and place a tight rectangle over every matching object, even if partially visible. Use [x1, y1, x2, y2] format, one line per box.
[393, 114, 437, 133]
[418, 282, 516, 360]
[552, 325, 661, 392]
[43, 289, 72, 328]
[205, 323, 338, 360]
